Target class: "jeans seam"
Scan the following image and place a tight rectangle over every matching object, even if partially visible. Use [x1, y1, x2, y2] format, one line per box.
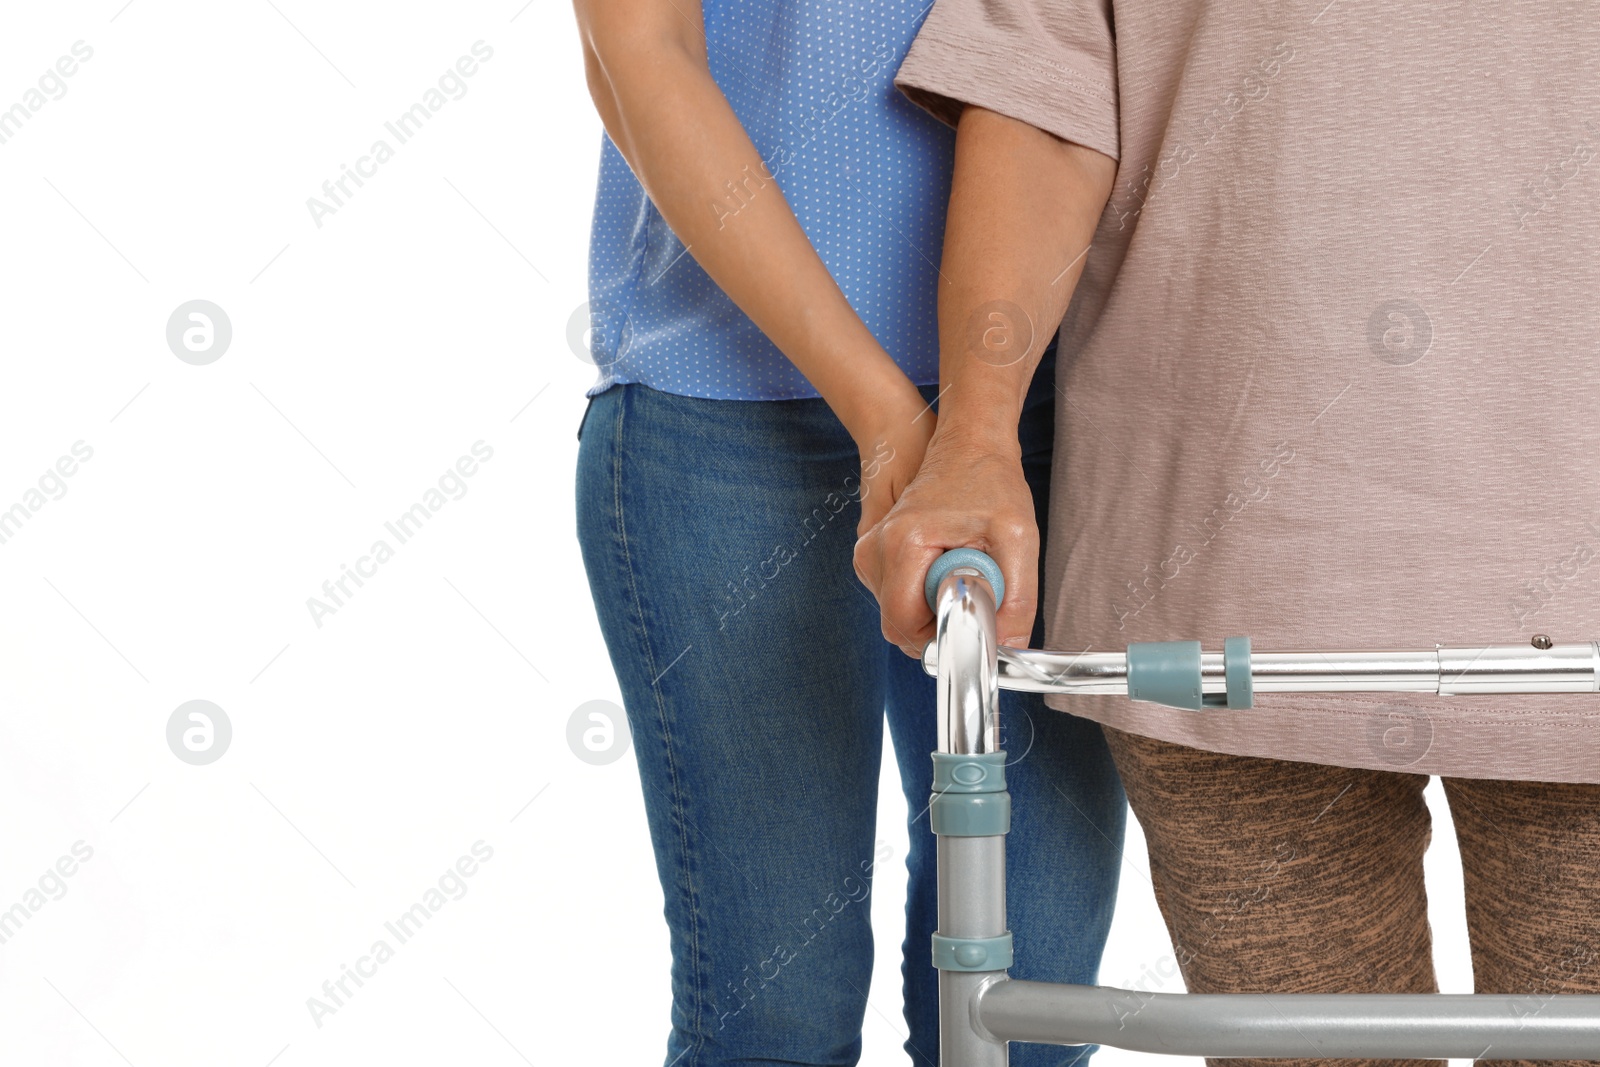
[611, 387, 709, 1061]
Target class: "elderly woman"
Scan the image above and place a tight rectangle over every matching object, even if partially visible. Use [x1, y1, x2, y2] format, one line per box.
[569, 1, 1127, 1064]
[858, 1, 1600, 1065]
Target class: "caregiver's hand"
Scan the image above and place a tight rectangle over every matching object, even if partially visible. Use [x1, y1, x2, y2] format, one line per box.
[853, 422, 1037, 657]
[854, 385, 936, 537]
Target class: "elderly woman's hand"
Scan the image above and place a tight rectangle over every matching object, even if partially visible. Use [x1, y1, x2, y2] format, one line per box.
[853, 423, 1038, 657]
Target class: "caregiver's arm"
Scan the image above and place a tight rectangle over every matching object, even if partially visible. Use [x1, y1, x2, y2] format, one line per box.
[573, 0, 930, 526]
[854, 105, 1116, 654]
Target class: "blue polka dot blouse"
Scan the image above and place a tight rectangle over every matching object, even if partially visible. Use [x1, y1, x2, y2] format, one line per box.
[583, 0, 951, 400]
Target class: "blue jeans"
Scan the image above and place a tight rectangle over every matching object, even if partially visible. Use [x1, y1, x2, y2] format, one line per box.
[575, 353, 1127, 1066]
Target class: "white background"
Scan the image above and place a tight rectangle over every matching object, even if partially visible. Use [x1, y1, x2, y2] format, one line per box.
[0, 2, 1475, 1065]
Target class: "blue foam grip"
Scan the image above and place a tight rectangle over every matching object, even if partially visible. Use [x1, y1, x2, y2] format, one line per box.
[924, 548, 1006, 612]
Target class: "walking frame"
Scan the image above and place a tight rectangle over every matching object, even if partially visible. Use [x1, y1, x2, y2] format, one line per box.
[919, 548, 1600, 1063]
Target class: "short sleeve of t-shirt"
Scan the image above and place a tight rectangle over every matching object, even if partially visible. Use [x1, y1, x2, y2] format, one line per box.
[892, 0, 1120, 159]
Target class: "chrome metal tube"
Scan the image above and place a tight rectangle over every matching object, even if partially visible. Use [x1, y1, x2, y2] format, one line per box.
[931, 568, 1002, 754]
[920, 562, 1600, 1062]
[938, 837, 1009, 1067]
[978, 980, 1600, 1060]
[922, 641, 1600, 698]
[1436, 642, 1600, 694]
[938, 835, 1006, 930]
[1243, 650, 1442, 694]
[931, 568, 1009, 1067]
[942, 971, 1009, 1066]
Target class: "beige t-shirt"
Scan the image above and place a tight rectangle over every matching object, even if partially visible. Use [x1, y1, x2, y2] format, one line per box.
[896, 0, 1600, 782]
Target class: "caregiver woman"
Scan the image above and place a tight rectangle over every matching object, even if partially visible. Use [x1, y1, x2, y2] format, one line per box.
[570, 1, 1126, 1064]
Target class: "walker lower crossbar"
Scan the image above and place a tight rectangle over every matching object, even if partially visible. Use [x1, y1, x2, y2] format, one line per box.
[919, 549, 1600, 1064]
[977, 980, 1600, 1059]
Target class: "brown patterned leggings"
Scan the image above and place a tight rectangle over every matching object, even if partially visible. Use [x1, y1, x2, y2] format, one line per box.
[1100, 725, 1600, 1067]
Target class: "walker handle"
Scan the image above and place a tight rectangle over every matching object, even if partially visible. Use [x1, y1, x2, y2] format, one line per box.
[924, 548, 1006, 612]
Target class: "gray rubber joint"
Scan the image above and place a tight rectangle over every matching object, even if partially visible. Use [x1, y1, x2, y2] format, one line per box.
[1127, 637, 1253, 710]
[932, 932, 1014, 972]
[929, 791, 1012, 836]
[931, 751, 1008, 793]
